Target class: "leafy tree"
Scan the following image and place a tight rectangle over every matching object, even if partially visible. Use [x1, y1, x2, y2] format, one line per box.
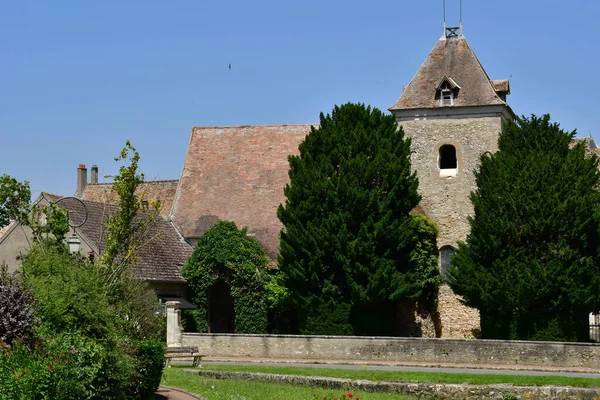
[448, 115, 600, 341]
[0, 175, 30, 228]
[182, 221, 282, 334]
[98, 141, 164, 340]
[277, 103, 440, 335]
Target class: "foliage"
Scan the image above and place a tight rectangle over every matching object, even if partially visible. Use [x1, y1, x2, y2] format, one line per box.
[406, 213, 442, 303]
[0, 333, 134, 400]
[101, 140, 145, 271]
[182, 220, 275, 333]
[127, 339, 165, 400]
[277, 103, 439, 335]
[29, 202, 70, 246]
[0, 264, 36, 343]
[22, 245, 118, 340]
[0, 174, 31, 227]
[448, 115, 600, 341]
[95, 141, 165, 340]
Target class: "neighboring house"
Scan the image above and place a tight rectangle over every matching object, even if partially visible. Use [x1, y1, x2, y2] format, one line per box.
[75, 164, 179, 218]
[0, 192, 194, 307]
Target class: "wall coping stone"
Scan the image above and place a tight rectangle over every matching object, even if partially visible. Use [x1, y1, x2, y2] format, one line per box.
[182, 333, 600, 348]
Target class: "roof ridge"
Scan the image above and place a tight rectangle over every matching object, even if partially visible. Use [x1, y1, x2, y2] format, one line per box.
[87, 179, 179, 186]
[192, 123, 317, 130]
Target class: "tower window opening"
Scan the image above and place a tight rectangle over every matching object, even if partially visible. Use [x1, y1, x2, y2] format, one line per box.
[439, 145, 457, 169]
[440, 82, 454, 106]
[440, 246, 455, 278]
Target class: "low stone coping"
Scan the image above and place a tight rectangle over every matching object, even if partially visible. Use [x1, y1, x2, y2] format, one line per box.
[182, 369, 600, 400]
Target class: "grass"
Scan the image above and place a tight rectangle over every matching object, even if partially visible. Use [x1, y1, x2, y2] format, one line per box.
[186, 363, 600, 388]
[162, 366, 418, 400]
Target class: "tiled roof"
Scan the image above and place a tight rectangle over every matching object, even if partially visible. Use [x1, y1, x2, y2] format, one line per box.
[492, 79, 510, 94]
[78, 180, 179, 218]
[389, 37, 508, 110]
[171, 124, 313, 259]
[57, 197, 192, 282]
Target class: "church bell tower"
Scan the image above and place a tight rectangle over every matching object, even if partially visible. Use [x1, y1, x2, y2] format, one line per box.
[389, 20, 514, 338]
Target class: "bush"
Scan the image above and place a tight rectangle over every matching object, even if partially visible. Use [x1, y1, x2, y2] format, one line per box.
[128, 339, 165, 400]
[0, 333, 133, 400]
[21, 244, 162, 399]
[182, 221, 274, 334]
[0, 264, 36, 343]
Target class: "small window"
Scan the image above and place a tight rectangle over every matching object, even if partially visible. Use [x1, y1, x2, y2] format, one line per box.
[439, 145, 457, 177]
[440, 246, 455, 278]
[440, 82, 454, 106]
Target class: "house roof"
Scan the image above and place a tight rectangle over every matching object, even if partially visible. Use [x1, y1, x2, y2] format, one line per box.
[389, 37, 509, 111]
[78, 180, 179, 218]
[171, 124, 313, 259]
[53, 196, 192, 282]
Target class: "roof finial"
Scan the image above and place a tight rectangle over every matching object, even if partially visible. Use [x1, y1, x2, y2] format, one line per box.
[443, 0, 464, 39]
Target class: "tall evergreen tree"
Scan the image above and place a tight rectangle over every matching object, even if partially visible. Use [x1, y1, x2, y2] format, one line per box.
[277, 103, 439, 335]
[448, 115, 600, 341]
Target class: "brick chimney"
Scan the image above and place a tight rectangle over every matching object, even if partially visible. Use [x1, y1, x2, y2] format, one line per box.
[76, 164, 87, 197]
[91, 165, 98, 184]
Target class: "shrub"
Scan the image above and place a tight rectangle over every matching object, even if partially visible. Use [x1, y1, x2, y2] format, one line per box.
[128, 339, 165, 400]
[182, 221, 273, 334]
[0, 264, 36, 343]
[0, 333, 132, 400]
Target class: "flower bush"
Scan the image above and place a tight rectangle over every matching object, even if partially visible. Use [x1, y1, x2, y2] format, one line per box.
[313, 391, 359, 400]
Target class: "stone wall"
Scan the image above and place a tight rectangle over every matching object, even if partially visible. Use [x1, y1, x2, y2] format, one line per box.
[398, 116, 502, 248]
[437, 285, 480, 339]
[182, 333, 600, 370]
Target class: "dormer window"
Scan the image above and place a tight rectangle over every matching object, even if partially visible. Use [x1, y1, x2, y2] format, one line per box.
[436, 76, 460, 107]
[441, 83, 454, 106]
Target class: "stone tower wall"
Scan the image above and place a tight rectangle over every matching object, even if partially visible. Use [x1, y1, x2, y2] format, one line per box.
[397, 115, 504, 338]
[399, 116, 501, 247]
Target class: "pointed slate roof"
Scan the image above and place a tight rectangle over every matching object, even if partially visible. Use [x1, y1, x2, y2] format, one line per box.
[389, 37, 507, 110]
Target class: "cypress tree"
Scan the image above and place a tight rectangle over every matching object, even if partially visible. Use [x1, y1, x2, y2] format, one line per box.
[277, 103, 439, 335]
[448, 115, 600, 341]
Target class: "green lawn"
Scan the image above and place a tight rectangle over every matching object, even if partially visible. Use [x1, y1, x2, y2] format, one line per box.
[162, 366, 418, 400]
[184, 363, 600, 388]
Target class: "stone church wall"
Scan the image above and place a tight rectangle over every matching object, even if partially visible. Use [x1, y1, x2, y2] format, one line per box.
[398, 115, 503, 338]
[399, 116, 502, 247]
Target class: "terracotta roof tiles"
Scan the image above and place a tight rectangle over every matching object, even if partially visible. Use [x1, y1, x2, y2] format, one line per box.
[79, 180, 179, 218]
[171, 124, 314, 259]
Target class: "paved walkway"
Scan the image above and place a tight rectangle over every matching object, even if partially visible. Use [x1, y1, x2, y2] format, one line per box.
[155, 386, 200, 400]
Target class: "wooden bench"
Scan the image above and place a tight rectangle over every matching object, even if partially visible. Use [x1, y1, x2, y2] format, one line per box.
[164, 346, 204, 367]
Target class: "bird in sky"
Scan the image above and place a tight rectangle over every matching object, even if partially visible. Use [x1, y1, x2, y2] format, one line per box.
[228, 63, 231, 70]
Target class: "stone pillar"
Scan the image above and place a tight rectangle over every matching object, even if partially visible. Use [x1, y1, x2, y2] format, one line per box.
[166, 301, 182, 348]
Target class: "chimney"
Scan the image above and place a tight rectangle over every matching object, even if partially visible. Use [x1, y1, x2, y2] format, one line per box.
[91, 165, 98, 184]
[76, 164, 87, 197]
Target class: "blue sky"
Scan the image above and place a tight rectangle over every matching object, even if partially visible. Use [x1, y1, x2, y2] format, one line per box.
[2, 0, 599, 199]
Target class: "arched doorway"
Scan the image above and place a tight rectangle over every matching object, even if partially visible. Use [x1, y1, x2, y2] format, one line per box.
[208, 280, 235, 333]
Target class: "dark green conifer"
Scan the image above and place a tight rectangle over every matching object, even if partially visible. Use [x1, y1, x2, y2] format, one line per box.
[448, 115, 600, 341]
[277, 103, 439, 335]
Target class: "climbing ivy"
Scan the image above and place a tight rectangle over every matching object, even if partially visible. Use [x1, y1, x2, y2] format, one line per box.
[182, 221, 284, 334]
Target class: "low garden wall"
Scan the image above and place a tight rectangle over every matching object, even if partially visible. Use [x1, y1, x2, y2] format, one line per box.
[181, 333, 600, 370]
